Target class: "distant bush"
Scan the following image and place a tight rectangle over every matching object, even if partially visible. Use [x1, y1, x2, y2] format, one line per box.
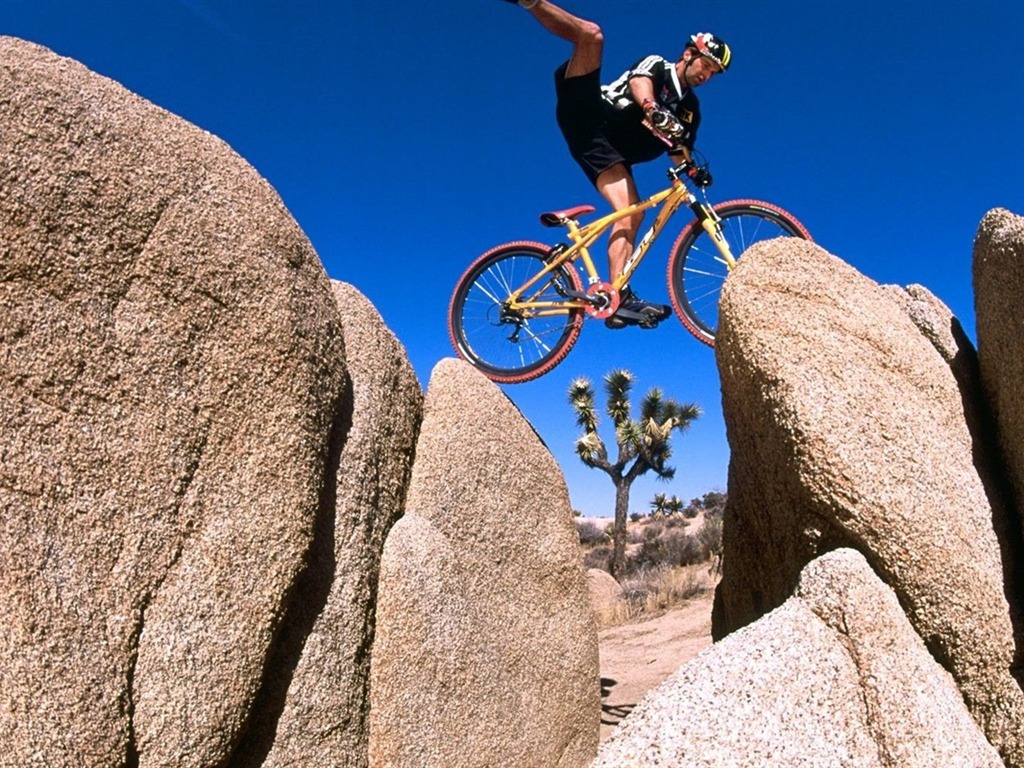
[642, 523, 663, 541]
[577, 490, 727, 579]
[626, 529, 706, 576]
[578, 490, 727, 625]
[583, 544, 612, 572]
[698, 512, 724, 574]
[630, 524, 654, 544]
[576, 519, 609, 546]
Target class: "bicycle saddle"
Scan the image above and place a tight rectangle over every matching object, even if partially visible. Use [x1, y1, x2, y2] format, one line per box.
[539, 205, 596, 227]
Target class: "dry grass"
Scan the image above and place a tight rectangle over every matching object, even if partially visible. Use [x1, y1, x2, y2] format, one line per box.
[593, 563, 718, 628]
[578, 510, 723, 628]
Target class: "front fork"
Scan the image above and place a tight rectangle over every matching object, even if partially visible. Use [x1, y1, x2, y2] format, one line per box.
[691, 200, 738, 269]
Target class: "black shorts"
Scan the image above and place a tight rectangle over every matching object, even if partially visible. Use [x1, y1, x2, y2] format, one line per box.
[554, 61, 628, 186]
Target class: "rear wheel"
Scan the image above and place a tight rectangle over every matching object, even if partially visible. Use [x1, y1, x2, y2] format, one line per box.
[667, 200, 811, 346]
[448, 242, 584, 384]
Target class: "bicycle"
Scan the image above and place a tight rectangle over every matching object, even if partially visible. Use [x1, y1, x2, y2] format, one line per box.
[448, 136, 811, 384]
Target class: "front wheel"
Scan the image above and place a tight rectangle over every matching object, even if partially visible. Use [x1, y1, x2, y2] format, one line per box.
[448, 241, 584, 384]
[667, 200, 811, 346]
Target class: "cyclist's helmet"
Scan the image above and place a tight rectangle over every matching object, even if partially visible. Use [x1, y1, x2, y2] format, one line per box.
[689, 32, 732, 72]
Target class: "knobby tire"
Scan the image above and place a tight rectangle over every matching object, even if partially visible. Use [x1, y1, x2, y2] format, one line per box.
[448, 241, 584, 384]
[666, 200, 811, 346]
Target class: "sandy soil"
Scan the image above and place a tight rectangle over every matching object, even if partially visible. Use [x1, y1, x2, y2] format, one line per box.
[597, 589, 715, 741]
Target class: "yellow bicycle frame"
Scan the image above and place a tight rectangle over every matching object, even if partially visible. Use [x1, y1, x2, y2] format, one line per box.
[504, 175, 738, 317]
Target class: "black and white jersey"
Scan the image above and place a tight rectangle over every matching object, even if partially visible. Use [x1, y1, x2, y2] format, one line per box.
[601, 55, 701, 156]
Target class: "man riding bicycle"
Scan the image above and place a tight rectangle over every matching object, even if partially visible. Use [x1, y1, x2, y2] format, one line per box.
[502, 0, 731, 328]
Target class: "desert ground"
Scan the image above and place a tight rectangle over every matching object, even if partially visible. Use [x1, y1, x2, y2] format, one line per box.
[597, 581, 715, 741]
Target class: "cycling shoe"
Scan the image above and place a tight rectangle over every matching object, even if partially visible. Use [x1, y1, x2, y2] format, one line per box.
[604, 288, 671, 330]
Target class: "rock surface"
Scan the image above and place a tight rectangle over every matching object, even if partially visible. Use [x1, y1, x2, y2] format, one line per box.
[713, 237, 1024, 764]
[369, 358, 600, 768]
[0, 37, 345, 767]
[243, 282, 423, 767]
[587, 567, 624, 623]
[592, 550, 1003, 768]
[974, 207, 1024, 661]
[975, 212, 1024, 488]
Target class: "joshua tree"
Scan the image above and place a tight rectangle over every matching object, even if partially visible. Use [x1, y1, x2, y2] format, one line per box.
[568, 369, 701, 578]
[649, 492, 670, 519]
[650, 493, 685, 519]
[664, 495, 685, 517]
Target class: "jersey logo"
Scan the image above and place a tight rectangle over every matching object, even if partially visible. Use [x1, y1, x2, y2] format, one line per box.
[678, 108, 694, 124]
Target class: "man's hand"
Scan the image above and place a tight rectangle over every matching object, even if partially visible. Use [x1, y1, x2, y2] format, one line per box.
[643, 99, 682, 137]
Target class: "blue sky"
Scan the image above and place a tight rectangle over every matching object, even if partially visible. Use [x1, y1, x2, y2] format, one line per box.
[4, 0, 1022, 516]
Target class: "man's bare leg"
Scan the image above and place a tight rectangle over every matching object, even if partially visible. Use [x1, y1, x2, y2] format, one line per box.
[519, 1, 603, 77]
[596, 165, 669, 327]
[510, 2, 668, 326]
[595, 164, 643, 285]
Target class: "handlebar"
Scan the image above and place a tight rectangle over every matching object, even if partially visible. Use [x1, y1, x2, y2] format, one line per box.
[667, 163, 691, 182]
[640, 109, 714, 189]
[667, 156, 714, 190]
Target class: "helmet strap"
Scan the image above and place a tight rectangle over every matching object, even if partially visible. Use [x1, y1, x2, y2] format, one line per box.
[681, 52, 699, 86]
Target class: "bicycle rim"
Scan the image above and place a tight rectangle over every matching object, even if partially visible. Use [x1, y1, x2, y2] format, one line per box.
[448, 242, 584, 384]
[667, 201, 811, 346]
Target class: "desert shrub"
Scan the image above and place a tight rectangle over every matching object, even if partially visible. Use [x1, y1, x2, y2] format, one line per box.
[583, 544, 612, 571]
[592, 600, 632, 628]
[684, 490, 727, 518]
[576, 519, 609, 546]
[625, 529, 706, 575]
[623, 524, 646, 544]
[702, 491, 727, 513]
[642, 523, 663, 541]
[629, 512, 644, 523]
[698, 513, 723, 564]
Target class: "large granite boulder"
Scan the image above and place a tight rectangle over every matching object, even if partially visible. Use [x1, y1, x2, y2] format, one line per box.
[0, 38, 345, 767]
[975, 212, 1024, 486]
[885, 283, 977, 377]
[592, 549, 1002, 768]
[369, 358, 600, 768]
[974, 207, 1024, 643]
[713, 238, 1024, 764]
[890, 276, 1024, 663]
[240, 282, 423, 767]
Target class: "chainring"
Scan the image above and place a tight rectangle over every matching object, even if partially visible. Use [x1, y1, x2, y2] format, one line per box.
[585, 282, 620, 319]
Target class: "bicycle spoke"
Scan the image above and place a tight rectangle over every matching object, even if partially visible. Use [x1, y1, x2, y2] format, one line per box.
[668, 203, 809, 346]
[449, 244, 584, 383]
